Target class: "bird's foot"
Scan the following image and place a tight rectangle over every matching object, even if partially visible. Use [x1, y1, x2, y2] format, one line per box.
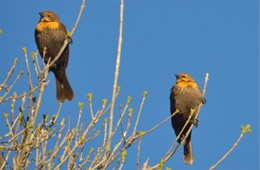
[190, 119, 199, 127]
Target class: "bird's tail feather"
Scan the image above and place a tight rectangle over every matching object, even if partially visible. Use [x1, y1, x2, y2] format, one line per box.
[184, 139, 193, 164]
[55, 71, 73, 103]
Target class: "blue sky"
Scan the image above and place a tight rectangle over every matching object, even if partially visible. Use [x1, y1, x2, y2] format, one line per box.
[0, 0, 259, 169]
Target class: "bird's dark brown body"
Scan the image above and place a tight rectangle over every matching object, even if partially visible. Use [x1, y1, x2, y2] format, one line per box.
[170, 73, 206, 164]
[35, 11, 73, 103]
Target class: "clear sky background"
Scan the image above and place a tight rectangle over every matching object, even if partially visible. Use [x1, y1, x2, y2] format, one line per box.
[0, 0, 259, 169]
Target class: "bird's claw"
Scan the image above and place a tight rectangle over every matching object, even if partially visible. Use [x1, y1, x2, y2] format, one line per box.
[190, 119, 199, 127]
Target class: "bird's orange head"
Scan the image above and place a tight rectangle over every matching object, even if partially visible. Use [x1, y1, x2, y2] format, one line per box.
[175, 73, 198, 88]
[36, 11, 60, 31]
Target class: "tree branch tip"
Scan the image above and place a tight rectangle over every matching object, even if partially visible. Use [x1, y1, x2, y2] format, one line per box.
[89, 147, 94, 155]
[13, 92, 18, 98]
[127, 96, 132, 105]
[121, 149, 127, 162]
[143, 90, 148, 97]
[14, 58, 18, 65]
[3, 113, 9, 118]
[137, 130, 146, 137]
[22, 47, 27, 54]
[117, 86, 121, 93]
[19, 71, 24, 75]
[241, 124, 252, 134]
[78, 102, 85, 110]
[43, 114, 49, 121]
[128, 108, 134, 114]
[86, 93, 93, 102]
[102, 98, 108, 107]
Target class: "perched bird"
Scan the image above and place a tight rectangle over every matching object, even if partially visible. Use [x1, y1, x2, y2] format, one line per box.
[35, 10, 73, 103]
[170, 73, 206, 164]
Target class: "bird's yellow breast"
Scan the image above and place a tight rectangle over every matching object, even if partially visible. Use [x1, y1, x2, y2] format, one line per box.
[36, 21, 59, 31]
[176, 81, 198, 88]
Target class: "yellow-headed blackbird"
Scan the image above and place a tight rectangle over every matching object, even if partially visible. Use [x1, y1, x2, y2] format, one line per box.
[170, 73, 206, 164]
[35, 11, 73, 103]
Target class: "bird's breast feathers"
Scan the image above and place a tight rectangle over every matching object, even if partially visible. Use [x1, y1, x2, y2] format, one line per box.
[176, 81, 198, 89]
[36, 21, 60, 31]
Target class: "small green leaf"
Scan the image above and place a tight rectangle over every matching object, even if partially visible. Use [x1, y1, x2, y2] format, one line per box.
[13, 92, 18, 98]
[241, 124, 252, 134]
[13, 58, 18, 65]
[174, 109, 180, 114]
[102, 98, 108, 107]
[80, 136, 86, 144]
[159, 159, 165, 170]
[0, 146, 5, 151]
[31, 51, 36, 60]
[36, 126, 41, 134]
[67, 131, 73, 140]
[11, 103, 14, 110]
[19, 71, 24, 76]
[190, 108, 195, 116]
[121, 149, 127, 162]
[51, 128, 56, 133]
[19, 107, 24, 113]
[89, 147, 94, 154]
[87, 93, 93, 103]
[43, 114, 49, 121]
[22, 47, 27, 54]
[143, 90, 148, 97]
[67, 31, 72, 37]
[27, 122, 34, 129]
[3, 113, 9, 118]
[47, 149, 53, 156]
[18, 112, 23, 119]
[138, 130, 146, 136]
[41, 161, 46, 166]
[127, 96, 132, 105]
[78, 102, 84, 110]
[129, 108, 134, 114]
[116, 86, 121, 93]
[52, 114, 57, 120]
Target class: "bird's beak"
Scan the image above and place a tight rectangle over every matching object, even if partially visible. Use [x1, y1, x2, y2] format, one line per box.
[175, 74, 180, 79]
[39, 12, 45, 18]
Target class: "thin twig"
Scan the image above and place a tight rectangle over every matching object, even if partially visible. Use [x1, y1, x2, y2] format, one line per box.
[209, 129, 249, 170]
[23, 47, 34, 92]
[107, 0, 124, 155]
[132, 92, 147, 135]
[0, 58, 18, 91]
[0, 71, 23, 103]
[23, 48, 35, 126]
[17, 69, 49, 169]
[112, 97, 130, 137]
[145, 110, 179, 136]
[137, 136, 143, 170]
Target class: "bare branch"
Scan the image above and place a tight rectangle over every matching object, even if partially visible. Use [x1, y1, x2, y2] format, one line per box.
[0, 58, 18, 92]
[107, 0, 125, 155]
[209, 124, 251, 170]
